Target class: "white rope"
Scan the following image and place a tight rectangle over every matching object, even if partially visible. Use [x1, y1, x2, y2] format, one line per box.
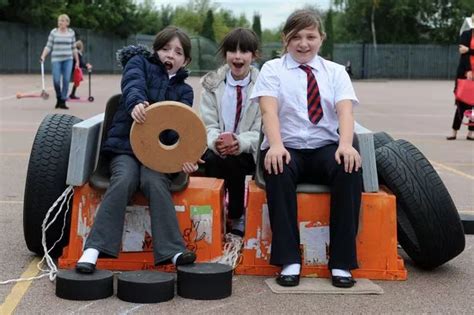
[212, 233, 244, 269]
[0, 186, 74, 285]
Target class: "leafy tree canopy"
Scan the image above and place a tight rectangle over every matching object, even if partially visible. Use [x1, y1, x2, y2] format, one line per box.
[1, 0, 470, 43]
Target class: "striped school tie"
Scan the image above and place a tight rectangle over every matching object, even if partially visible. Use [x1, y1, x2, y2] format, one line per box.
[233, 85, 242, 132]
[299, 65, 323, 124]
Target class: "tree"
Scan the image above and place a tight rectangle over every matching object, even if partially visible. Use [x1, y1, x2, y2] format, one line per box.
[160, 4, 174, 29]
[262, 29, 281, 42]
[0, 0, 66, 26]
[135, 0, 162, 35]
[172, 6, 203, 35]
[321, 9, 334, 59]
[418, 0, 473, 44]
[201, 9, 215, 41]
[333, 0, 472, 44]
[252, 13, 262, 42]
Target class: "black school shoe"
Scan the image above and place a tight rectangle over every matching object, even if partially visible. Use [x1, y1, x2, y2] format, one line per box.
[331, 275, 356, 288]
[276, 274, 300, 287]
[75, 262, 96, 274]
[55, 99, 69, 109]
[175, 251, 197, 266]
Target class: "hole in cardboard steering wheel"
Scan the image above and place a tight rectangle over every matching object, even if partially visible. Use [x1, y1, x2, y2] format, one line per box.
[158, 129, 180, 150]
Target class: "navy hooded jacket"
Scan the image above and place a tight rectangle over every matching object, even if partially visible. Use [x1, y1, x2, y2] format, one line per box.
[102, 46, 194, 155]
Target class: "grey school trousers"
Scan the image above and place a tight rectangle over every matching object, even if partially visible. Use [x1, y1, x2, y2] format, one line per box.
[85, 154, 186, 265]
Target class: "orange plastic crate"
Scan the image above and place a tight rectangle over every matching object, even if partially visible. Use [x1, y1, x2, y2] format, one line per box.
[235, 181, 407, 280]
[59, 177, 225, 271]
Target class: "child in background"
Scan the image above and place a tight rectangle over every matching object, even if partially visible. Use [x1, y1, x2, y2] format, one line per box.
[199, 28, 261, 236]
[76, 26, 198, 274]
[250, 9, 362, 288]
[69, 40, 92, 99]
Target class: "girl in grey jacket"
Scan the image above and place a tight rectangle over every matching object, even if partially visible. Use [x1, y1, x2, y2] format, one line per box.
[199, 28, 261, 236]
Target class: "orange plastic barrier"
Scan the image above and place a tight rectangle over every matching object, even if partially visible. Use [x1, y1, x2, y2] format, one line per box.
[235, 181, 407, 280]
[59, 177, 225, 271]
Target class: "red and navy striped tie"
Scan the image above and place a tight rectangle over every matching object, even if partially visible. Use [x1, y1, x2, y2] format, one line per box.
[299, 65, 323, 124]
[233, 85, 242, 132]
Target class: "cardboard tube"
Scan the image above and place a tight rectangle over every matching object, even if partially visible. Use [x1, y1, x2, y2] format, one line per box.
[130, 101, 206, 173]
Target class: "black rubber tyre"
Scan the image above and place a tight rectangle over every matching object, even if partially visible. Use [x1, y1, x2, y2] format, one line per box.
[373, 131, 394, 150]
[23, 114, 82, 257]
[375, 139, 465, 269]
[373, 131, 395, 186]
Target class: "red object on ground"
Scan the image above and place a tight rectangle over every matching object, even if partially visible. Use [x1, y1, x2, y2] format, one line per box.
[73, 67, 83, 87]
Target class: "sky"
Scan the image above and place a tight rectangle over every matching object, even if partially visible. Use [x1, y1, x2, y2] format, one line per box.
[149, 0, 332, 30]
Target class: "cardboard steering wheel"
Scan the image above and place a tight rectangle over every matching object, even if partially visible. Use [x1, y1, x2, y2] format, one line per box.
[130, 101, 206, 173]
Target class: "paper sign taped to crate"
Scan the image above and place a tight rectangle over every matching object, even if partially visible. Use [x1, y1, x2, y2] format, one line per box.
[244, 204, 272, 259]
[121, 205, 152, 252]
[175, 205, 185, 212]
[190, 205, 213, 244]
[299, 221, 329, 265]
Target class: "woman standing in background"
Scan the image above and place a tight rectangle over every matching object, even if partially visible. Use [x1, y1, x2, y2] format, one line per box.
[40, 14, 79, 110]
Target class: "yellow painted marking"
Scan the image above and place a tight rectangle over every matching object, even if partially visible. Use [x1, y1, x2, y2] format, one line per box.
[430, 160, 474, 180]
[0, 257, 41, 315]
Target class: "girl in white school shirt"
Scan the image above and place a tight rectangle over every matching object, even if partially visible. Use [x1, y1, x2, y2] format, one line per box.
[199, 28, 261, 236]
[250, 9, 362, 288]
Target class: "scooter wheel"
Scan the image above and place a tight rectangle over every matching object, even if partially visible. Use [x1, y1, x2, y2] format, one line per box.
[88, 96, 94, 102]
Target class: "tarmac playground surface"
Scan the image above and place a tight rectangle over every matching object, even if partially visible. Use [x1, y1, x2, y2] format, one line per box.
[0, 74, 473, 313]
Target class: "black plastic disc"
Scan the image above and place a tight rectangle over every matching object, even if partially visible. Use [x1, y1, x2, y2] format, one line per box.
[117, 271, 175, 303]
[56, 269, 113, 300]
[460, 212, 474, 235]
[177, 263, 232, 300]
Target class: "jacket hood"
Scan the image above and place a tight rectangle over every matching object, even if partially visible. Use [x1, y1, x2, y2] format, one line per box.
[116, 44, 152, 67]
[200, 64, 259, 91]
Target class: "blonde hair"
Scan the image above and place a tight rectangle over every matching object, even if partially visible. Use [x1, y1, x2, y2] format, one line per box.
[75, 40, 84, 52]
[58, 14, 70, 25]
[281, 9, 326, 53]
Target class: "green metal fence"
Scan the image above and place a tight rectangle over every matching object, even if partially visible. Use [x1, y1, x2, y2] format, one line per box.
[0, 22, 218, 75]
[1, 22, 460, 79]
[332, 43, 459, 79]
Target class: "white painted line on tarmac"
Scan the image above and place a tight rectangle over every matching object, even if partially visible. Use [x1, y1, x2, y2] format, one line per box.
[430, 160, 474, 180]
[0, 257, 42, 315]
[119, 304, 145, 315]
[72, 301, 97, 313]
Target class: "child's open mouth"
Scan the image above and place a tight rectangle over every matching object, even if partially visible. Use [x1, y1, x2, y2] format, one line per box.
[232, 62, 244, 69]
[164, 61, 173, 71]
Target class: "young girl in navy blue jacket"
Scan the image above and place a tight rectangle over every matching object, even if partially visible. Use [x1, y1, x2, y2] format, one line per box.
[76, 26, 198, 274]
[251, 10, 362, 288]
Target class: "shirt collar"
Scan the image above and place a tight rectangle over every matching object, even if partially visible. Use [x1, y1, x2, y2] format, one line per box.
[226, 70, 251, 87]
[285, 53, 321, 72]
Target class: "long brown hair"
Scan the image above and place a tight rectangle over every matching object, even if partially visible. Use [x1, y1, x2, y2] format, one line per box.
[281, 9, 326, 53]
